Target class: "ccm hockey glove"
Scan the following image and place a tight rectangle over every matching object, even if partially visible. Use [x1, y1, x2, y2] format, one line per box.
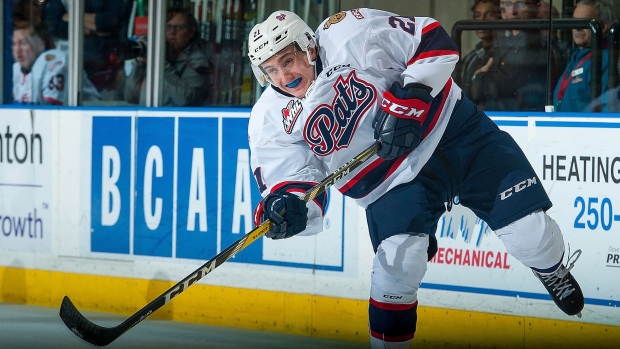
[373, 82, 433, 160]
[257, 193, 308, 240]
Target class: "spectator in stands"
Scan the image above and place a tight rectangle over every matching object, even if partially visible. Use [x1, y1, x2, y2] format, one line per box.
[124, 6, 213, 106]
[12, 22, 100, 105]
[554, 0, 612, 112]
[538, 1, 560, 19]
[470, 0, 557, 111]
[460, 0, 501, 108]
[12, 0, 44, 27]
[538, 1, 561, 45]
[539, 1, 574, 70]
[44, 0, 131, 94]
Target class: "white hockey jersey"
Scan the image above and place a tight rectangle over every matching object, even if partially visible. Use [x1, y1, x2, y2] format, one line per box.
[13, 48, 100, 105]
[249, 8, 462, 235]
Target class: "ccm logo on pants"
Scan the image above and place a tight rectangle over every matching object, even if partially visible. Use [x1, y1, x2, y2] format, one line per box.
[499, 177, 537, 201]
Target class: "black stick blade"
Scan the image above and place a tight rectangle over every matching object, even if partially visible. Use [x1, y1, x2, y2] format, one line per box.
[59, 296, 123, 346]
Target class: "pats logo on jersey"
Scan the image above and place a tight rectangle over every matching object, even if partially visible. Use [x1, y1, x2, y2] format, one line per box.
[304, 71, 376, 156]
[282, 99, 303, 134]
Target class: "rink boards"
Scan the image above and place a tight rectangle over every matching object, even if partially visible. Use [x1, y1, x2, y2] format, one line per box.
[0, 107, 618, 347]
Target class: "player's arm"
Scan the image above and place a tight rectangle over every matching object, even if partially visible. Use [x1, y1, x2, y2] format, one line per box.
[369, 12, 459, 96]
[250, 143, 328, 239]
[400, 17, 459, 95]
[368, 12, 458, 159]
[373, 81, 433, 160]
[253, 190, 309, 240]
[248, 108, 328, 239]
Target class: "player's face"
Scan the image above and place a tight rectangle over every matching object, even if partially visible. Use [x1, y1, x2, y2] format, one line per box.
[12, 28, 45, 71]
[261, 45, 316, 98]
[572, 4, 597, 48]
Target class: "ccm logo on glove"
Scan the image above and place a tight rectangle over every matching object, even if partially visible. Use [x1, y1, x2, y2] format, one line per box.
[380, 94, 428, 121]
[372, 82, 433, 160]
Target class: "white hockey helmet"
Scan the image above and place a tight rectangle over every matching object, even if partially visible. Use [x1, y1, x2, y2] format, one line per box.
[247, 11, 316, 87]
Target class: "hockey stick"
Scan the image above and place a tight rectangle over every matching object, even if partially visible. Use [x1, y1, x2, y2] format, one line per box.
[59, 141, 380, 346]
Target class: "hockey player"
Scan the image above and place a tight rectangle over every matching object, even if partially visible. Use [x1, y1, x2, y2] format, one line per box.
[247, 9, 584, 348]
[12, 22, 99, 105]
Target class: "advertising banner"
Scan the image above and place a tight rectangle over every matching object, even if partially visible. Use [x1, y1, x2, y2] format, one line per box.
[86, 111, 619, 322]
[423, 117, 620, 315]
[89, 113, 348, 271]
[0, 109, 52, 253]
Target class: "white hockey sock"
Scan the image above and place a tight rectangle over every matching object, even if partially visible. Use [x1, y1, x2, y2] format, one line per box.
[494, 210, 564, 270]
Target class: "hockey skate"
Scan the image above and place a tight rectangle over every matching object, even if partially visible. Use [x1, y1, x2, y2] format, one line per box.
[533, 249, 584, 317]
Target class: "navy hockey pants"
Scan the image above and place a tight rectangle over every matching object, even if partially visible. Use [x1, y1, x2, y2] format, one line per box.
[366, 95, 552, 251]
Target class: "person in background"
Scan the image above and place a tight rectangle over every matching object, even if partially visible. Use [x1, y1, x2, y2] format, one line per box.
[12, 21, 100, 105]
[44, 0, 131, 95]
[124, 6, 213, 106]
[471, 0, 558, 111]
[460, 0, 501, 108]
[247, 8, 584, 349]
[12, 0, 44, 27]
[554, 0, 612, 112]
[539, 1, 560, 19]
[538, 1, 561, 46]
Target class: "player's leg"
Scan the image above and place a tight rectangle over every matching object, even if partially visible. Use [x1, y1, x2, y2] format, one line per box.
[368, 233, 428, 349]
[365, 173, 446, 348]
[447, 105, 584, 316]
[494, 210, 584, 315]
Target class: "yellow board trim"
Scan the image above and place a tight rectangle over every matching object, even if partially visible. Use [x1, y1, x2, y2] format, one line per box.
[1, 266, 619, 347]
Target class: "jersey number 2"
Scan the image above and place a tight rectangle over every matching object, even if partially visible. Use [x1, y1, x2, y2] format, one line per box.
[388, 16, 416, 35]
